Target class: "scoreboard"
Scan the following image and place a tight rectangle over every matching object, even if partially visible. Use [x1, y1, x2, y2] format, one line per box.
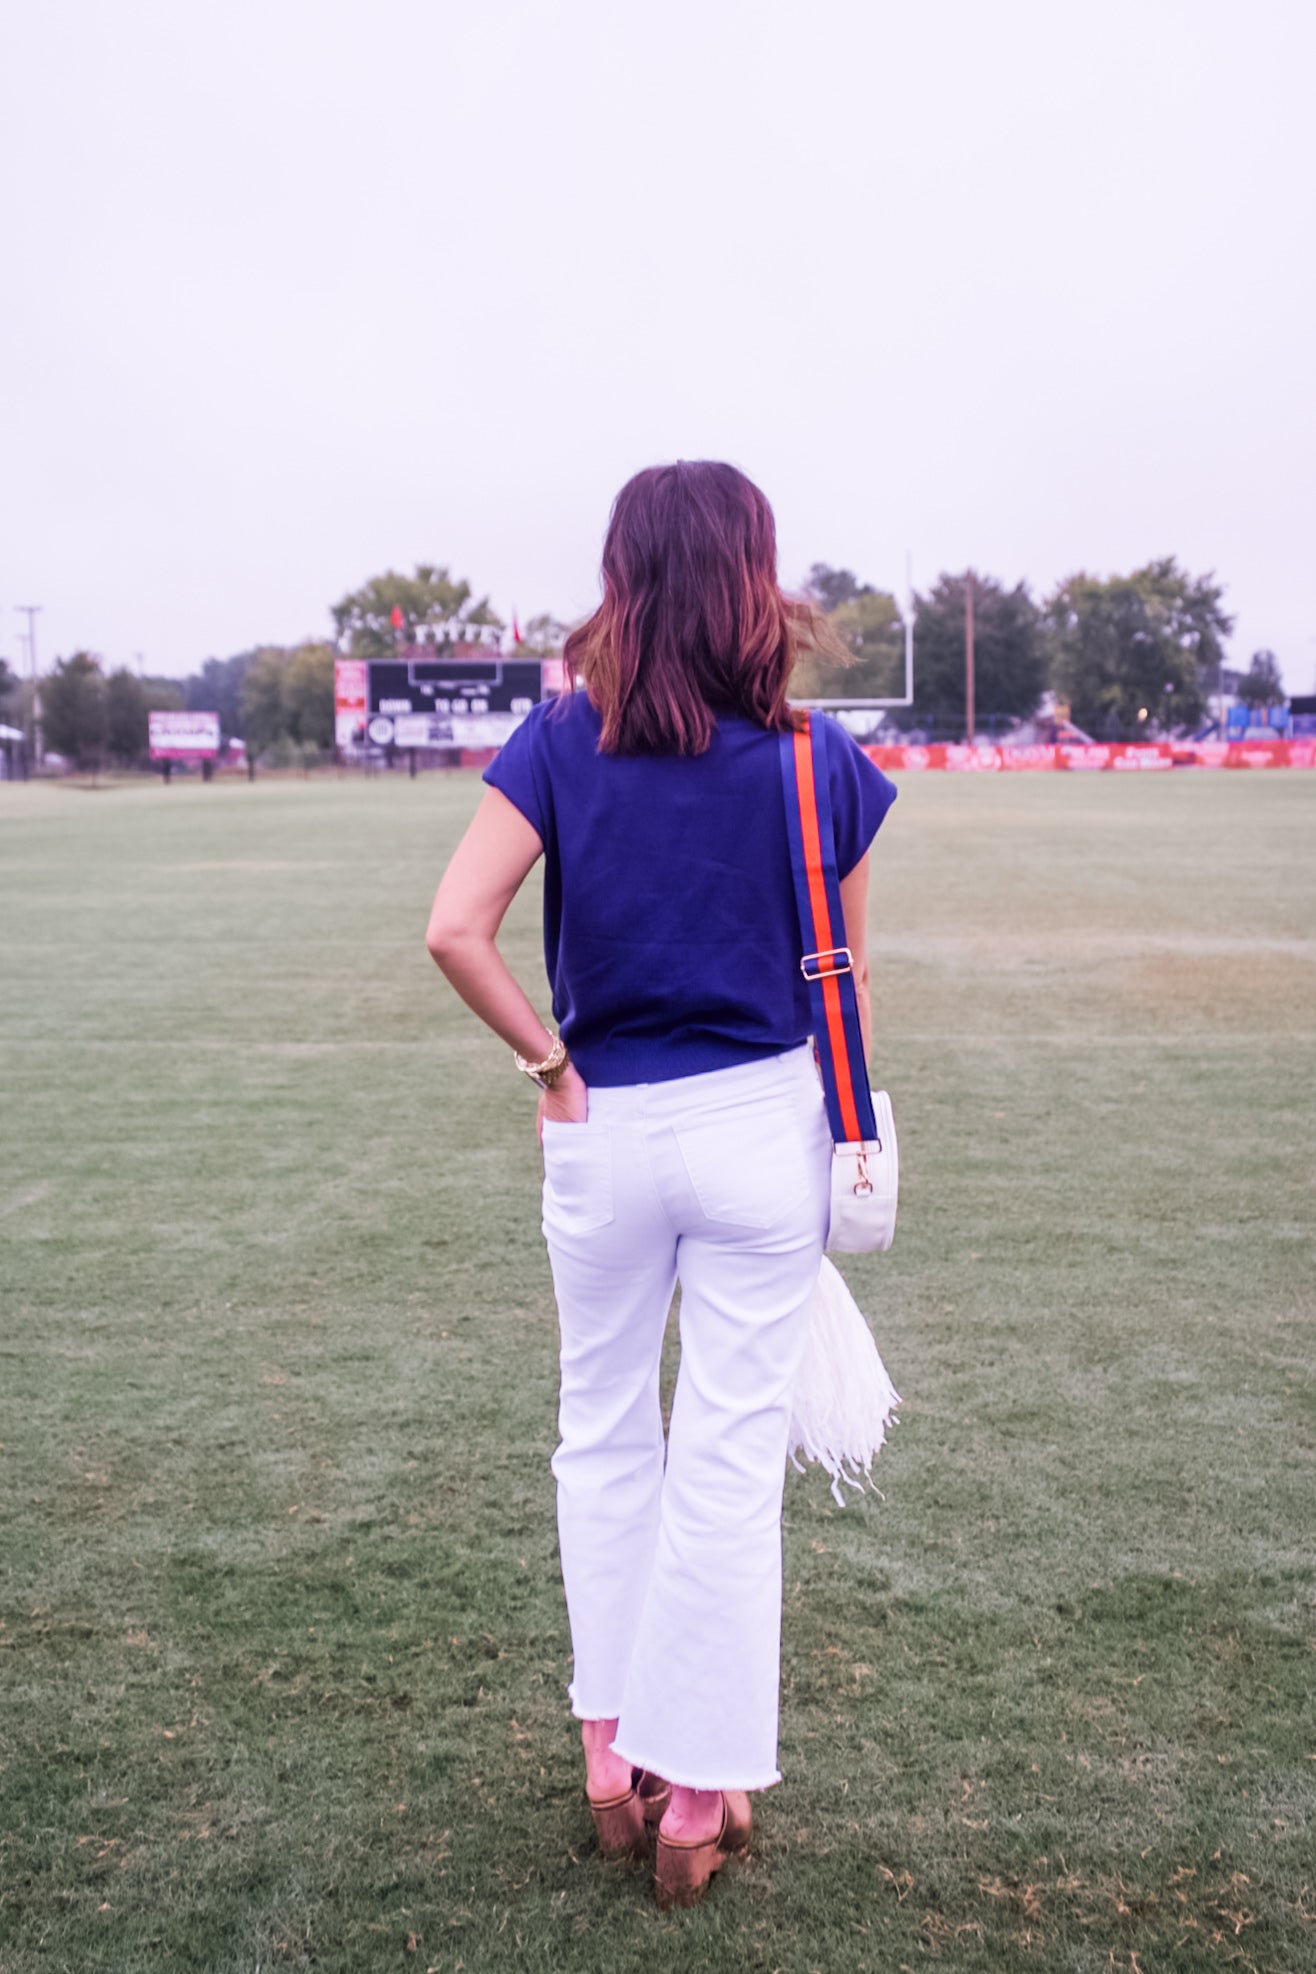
[345, 656, 544, 751]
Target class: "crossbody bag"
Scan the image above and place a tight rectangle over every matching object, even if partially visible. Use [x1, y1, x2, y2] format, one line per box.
[780, 713, 898, 1252]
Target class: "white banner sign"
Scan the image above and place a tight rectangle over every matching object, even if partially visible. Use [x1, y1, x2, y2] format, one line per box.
[149, 710, 221, 759]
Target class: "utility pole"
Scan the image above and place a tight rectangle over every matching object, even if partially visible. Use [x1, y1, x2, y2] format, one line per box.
[964, 572, 976, 743]
[16, 605, 42, 763]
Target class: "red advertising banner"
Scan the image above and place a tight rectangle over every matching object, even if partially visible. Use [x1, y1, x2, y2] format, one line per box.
[1225, 740, 1291, 768]
[866, 744, 942, 771]
[334, 659, 368, 747]
[943, 744, 1002, 771]
[860, 739, 1313, 773]
[1111, 743, 1174, 770]
[999, 744, 1059, 771]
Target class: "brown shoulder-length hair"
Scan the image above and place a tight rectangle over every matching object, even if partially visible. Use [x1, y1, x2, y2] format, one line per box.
[564, 460, 847, 755]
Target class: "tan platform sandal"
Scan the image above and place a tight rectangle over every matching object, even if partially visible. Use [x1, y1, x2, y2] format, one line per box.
[638, 1769, 672, 1831]
[654, 1790, 752, 1909]
[589, 1768, 672, 1861]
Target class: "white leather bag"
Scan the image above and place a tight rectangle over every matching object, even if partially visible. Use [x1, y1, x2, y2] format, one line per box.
[827, 1088, 898, 1253]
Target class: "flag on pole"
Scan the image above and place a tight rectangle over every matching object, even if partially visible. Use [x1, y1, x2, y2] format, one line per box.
[512, 611, 523, 645]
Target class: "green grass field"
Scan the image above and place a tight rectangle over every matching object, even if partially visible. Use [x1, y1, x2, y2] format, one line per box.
[2, 768, 1313, 1974]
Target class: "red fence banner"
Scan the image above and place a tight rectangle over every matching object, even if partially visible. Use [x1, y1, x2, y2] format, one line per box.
[860, 739, 1312, 773]
[1000, 744, 1059, 771]
[865, 744, 935, 771]
[1109, 743, 1174, 770]
[943, 744, 1001, 771]
[1225, 740, 1291, 768]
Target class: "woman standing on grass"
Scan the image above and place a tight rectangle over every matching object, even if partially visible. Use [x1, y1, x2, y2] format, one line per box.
[426, 461, 896, 1908]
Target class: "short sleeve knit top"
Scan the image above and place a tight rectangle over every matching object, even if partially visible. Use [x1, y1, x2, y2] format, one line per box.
[484, 694, 897, 1086]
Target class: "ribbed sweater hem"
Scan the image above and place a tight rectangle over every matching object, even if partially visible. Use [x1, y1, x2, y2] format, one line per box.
[571, 1034, 810, 1089]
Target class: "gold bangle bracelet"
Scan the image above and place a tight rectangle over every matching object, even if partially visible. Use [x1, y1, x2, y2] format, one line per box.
[513, 1037, 569, 1090]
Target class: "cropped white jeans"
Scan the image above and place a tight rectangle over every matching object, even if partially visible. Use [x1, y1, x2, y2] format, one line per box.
[541, 1045, 831, 1791]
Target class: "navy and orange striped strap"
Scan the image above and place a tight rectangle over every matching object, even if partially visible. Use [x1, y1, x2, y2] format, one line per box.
[780, 713, 877, 1147]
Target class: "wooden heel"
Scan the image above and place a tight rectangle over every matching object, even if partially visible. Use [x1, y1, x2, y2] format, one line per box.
[638, 1771, 671, 1829]
[588, 1784, 648, 1861]
[655, 1833, 726, 1908]
[654, 1791, 751, 1909]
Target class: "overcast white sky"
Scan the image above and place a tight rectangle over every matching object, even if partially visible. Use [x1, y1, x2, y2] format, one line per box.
[2, 0, 1313, 689]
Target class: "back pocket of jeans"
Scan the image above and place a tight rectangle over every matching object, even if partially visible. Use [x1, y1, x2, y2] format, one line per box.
[541, 1120, 614, 1235]
[673, 1104, 812, 1230]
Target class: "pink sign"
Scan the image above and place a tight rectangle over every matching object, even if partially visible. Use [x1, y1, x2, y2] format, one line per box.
[334, 660, 368, 747]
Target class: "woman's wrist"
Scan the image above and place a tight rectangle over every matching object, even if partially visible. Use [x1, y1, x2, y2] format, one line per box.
[514, 1033, 570, 1089]
[536, 1060, 588, 1131]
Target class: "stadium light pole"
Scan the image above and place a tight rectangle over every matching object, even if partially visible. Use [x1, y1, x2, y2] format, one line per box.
[16, 605, 42, 763]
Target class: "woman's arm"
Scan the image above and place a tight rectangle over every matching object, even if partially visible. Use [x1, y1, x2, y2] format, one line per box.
[839, 853, 872, 1070]
[425, 786, 588, 1128]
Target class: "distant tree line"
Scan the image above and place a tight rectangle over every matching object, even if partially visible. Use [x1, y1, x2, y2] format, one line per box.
[797, 558, 1286, 739]
[2, 564, 504, 770]
[18, 642, 340, 771]
[8, 552, 1289, 771]
[34, 657, 186, 771]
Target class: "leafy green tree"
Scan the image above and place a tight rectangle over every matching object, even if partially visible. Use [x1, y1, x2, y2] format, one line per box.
[520, 612, 570, 655]
[239, 648, 293, 756]
[0, 656, 18, 708]
[237, 643, 337, 756]
[105, 670, 147, 764]
[42, 653, 108, 766]
[104, 671, 184, 765]
[143, 676, 186, 718]
[331, 564, 501, 658]
[805, 564, 867, 614]
[1046, 558, 1230, 737]
[183, 653, 256, 738]
[891, 572, 1044, 732]
[1236, 649, 1284, 710]
[793, 587, 905, 700]
[282, 643, 337, 748]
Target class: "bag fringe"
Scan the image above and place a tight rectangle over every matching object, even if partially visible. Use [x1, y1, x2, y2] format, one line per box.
[788, 1256, 901, 1507]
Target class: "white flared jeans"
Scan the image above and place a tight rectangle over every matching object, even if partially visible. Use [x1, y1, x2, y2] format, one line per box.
[541, 1045, 831, 1791]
